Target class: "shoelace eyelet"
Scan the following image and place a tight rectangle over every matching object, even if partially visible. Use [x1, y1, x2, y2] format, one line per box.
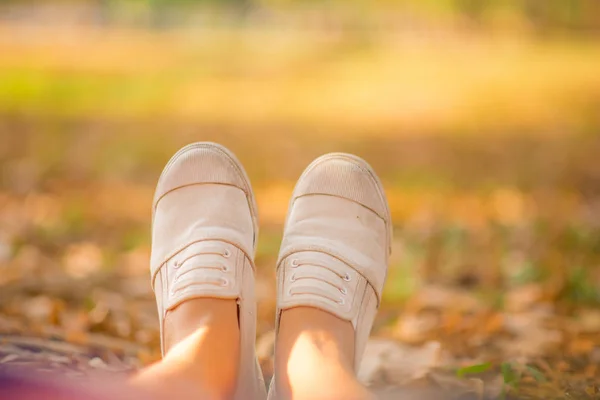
[289, 273, 296, 282]
[343, 273, 351, 281]
[221, 265, 229, 272]
[338, 298, 345, 305]
[339, 287, 348, 295]
[221, 278, 229, 286]
[290, 259, 299, 268]
[223, 249, 231, 258]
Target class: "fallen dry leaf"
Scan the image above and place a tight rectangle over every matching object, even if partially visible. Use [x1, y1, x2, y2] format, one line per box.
[394, 311, 439, 344]
[505, 284, 544, 313]
[63, 242, 104, 279]
[358, 339, 441, 387]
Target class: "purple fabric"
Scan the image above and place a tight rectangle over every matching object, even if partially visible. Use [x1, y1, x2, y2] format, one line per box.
[0, 370, 131, 400]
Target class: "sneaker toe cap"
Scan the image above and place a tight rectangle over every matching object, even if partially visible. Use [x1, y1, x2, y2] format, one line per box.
[154, 142, 250, 208]
[294, 153, 389, 220]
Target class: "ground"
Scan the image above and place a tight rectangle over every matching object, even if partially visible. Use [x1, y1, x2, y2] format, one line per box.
[0, 20, 599, 399]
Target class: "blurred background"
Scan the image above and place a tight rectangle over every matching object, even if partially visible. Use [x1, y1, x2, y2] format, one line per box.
[0, 0, 599, 397]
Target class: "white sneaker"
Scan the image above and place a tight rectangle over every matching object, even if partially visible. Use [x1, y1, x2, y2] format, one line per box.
[151, 142, 266, 400]
[269, 153, 392, 398]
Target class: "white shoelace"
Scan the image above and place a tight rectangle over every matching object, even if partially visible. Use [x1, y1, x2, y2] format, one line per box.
[171, 244, 232, 293]
[287, 257, 352, 305]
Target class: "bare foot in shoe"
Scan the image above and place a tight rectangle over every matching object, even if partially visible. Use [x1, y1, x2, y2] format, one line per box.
[131, 143, 266, 400]
[270, 153, 392, 400]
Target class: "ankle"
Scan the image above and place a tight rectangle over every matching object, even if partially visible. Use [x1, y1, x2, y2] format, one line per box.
[274, 307, 366, 399]
[164, 298, 239, 351]
[162, 298, 240, 397]
[277, 307, 355, 368]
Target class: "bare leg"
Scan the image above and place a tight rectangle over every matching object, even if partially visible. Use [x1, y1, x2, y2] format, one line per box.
[128, 142, 265, 400]
[274, 307, 373, 400]
[130, 298, 240, 400]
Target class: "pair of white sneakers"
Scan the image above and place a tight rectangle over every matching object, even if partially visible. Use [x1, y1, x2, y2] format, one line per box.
[150, 143, 392, 399]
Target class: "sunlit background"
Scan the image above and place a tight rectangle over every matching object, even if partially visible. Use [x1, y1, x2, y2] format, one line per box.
[0, 1, 599, 397]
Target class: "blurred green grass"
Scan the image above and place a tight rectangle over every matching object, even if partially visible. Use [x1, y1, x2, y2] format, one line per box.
[1, 26, 599, 135]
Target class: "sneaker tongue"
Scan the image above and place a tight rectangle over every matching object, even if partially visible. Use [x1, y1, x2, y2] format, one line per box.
[277, 251, 361, 324]
[162, 241, 243, 313]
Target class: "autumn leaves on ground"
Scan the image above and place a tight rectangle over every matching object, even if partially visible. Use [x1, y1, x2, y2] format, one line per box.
[1, 11, 600, 400]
